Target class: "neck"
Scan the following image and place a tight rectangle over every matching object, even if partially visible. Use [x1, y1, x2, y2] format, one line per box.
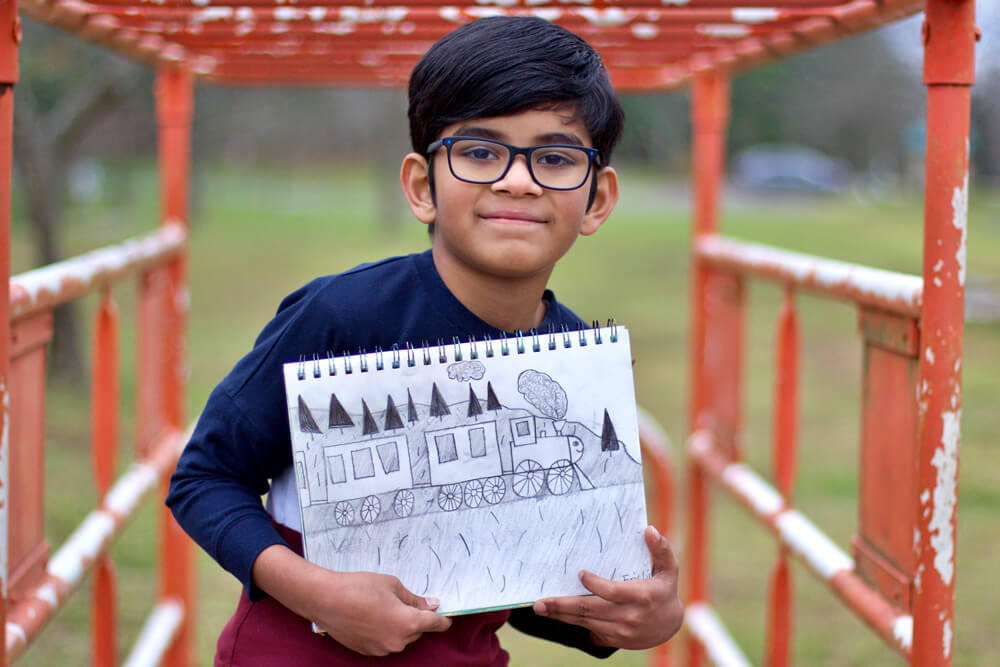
[431, 246, 550, 333]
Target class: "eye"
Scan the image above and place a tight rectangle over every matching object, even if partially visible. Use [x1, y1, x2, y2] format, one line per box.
[455, 142, 503, 161]
[534, 148, 582, 168]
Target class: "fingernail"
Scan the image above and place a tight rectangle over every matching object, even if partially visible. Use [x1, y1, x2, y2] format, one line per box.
[650, 525, 661, 539]
[426, 597, 440, 608]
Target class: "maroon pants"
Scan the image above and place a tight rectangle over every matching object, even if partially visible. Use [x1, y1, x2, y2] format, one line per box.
[215, 523, 511, 666]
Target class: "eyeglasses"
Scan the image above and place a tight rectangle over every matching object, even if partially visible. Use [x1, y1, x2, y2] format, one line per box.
[426, 136, 601, 191]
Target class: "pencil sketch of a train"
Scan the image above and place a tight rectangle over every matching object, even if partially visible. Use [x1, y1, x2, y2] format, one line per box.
[292, 380, 628, 528]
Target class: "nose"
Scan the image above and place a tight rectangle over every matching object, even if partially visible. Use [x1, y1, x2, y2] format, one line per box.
[492, 155, 542, 196]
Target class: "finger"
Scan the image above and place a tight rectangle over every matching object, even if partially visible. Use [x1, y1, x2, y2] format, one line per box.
[414, 609, 452, 633]
[535, 594, 619, 623]
[647, 525, 679, 576]
[578, 570, 632, 604]
[394, 581, 439, 610]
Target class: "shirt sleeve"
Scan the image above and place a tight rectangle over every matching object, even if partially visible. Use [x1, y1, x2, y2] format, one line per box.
[166, 280, 337, 600]
[506, 607, 617, 659]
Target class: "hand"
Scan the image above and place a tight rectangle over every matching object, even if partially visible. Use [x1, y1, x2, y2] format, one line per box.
[532, 525, 683, 650]
[252, 545, 452, 656]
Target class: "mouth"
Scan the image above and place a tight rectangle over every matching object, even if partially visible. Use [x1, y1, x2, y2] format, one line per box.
[479, 211, 547, 225]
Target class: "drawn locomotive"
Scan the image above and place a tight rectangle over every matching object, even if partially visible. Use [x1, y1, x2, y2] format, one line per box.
[294, 412, 588, 527]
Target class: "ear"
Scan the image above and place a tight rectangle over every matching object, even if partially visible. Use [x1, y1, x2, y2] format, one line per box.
[400, 152, 437, 225]
[580, 166, 619, 236]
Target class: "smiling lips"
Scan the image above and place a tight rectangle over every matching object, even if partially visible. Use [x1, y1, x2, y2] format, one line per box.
[479, 210, 547, 224]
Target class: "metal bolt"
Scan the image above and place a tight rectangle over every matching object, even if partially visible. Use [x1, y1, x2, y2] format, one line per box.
[12, 17, 21, 45]
[974, 27, 982, 42]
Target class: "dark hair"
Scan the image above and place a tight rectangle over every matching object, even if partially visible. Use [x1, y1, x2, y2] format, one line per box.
[408, 16, 625, 165]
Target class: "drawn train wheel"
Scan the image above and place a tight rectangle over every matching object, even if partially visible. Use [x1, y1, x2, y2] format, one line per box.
[334, 501, 354, 526]
[438, 483, 463, 511]
[546, 459, 576, 495]
[464, 479, 484, 508]
[360, 495, 381, 523]
[483, 476, 506, 504]
[392, 489, 415, 518]
[512, 459, 544, 497]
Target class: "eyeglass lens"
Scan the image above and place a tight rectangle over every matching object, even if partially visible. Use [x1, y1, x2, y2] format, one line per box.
[447, 139, 592, 190]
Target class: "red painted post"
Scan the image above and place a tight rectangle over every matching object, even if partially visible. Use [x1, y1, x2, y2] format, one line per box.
[764, 288, 798, 667]
[0, 0, 17, 663]
[156, 67, 194, 667]
[913, 0, 975, 664]
[686, 70, 729, 667]
[92, 288, 120, 667]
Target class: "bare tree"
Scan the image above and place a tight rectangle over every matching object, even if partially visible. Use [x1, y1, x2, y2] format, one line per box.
[14, 21, 143, 382]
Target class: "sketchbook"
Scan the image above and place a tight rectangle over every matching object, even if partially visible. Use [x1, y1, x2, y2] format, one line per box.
[281, 325, 651, 615]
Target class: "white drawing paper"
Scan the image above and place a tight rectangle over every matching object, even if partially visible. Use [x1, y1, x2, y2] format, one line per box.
[281, 326, 650, 615]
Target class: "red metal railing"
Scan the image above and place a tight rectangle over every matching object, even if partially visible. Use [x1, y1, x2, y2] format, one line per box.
[1, 66, 198, 666]
[681, 0, 974, 664]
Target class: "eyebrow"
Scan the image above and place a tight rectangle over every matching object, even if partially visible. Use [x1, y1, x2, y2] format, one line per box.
[452, 126, 586, 147]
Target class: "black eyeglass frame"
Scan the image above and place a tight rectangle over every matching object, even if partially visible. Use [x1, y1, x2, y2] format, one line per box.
[426, 136, 602, 191]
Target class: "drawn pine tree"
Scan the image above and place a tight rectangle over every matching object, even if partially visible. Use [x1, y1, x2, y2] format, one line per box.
[467, 385, 483, 418]
[486, 382, 502, 411]
[429, 382, 450, 417]
[362, 399, 380, 435]
[600, 409, 619, 451]
[328, 393, 354, 428]
[298, 395, 321, 434]
[384, 395, 404, 430]
[406, 389, 419, 422]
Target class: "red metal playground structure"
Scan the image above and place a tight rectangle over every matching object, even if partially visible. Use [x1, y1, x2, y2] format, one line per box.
[0, 0, 977, 663]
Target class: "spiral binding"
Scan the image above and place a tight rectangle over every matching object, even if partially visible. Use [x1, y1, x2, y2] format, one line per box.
[296, 319, 619, 380]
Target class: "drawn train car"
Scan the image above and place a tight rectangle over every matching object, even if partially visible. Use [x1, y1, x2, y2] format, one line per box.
[309, 415, 585, 527]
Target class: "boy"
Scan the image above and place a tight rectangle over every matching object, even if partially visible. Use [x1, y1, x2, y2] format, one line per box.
[167, 16, 683, 665]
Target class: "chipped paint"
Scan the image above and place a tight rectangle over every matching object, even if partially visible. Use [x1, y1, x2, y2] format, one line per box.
[439, 6, 462, 23]
[732, 7, 779, 23]
[315, 22, 355, 35]
[920, 489, 930, 504]
[191, 0, 209, 6]
[661, 0, 691, 6]
[686, 603, 753, 667]
[466, 7, 506, 19]
[6, 622, 26, 647]
[193, 7, 232, 22]
[475, 0, 519, 8]
[235, 6, 254, 21]
[943, 619, 952, 658]
[893, 615, 913, 651]
[529, 8, 562, 21]
[35, 583, 58, 608]
[122, 600, 185, 667]
[928, 410, 959, 585]
[274, 7, 303, 20]
[723, 463, 783, 516]
[951, 168, 968, 287]
[271, 22, 291, 33]
[105, 464, 158, 517]
[308, 6, 326, 21]
[698, 236, 922, 314]
[777, 510, 853, 579]
[235, 22, 254, 36]
[697, 24, 751, 39]
[47, 512, 116, 585]
[631, 23, 658, 39]
[10, 226, 186, 321]
[925, 347, 935, 364]
[577, 8, 629, 27]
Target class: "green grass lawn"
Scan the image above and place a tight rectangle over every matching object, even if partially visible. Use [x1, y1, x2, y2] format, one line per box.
[12, 162, 1000, 665]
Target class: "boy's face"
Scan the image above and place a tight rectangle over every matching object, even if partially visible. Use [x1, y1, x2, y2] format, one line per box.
[401, 108, 618, 287]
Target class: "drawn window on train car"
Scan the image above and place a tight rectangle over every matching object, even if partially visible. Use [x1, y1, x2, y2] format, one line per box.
[327, 454, 347, 485]
[378, 441, 400, 474]
[295, 461, 306, 489]
[435, 433, 458, 463]
[469, 427, 487, 458]
[512, 417, 536, 446]
[352, 448, 376, 479]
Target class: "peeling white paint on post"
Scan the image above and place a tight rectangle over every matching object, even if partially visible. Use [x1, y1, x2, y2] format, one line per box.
[697, 24, 751, 39]
[777, 510, 853, 579]
[47, 512, 116, 586]
[942, 619, 952, 658]
[6, 622, 26, 648]
[122, 600, 185, 667]
[928, 409, 960, 586]
[686, 603, 753, 667]
[732, 7, 779, 23]
[893, 615, 913, 652]
[577, 8, 629, 26]
[722, 463, 783, 516]
[951, 169, 968, 287]
[105, 464, 159, 517]
[631, 23, 658, 39]
[34, 583, 58, 609]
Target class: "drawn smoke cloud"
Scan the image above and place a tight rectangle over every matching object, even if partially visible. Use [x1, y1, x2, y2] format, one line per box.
[447, 360, 486, 382]
[517, 369, 567, 420]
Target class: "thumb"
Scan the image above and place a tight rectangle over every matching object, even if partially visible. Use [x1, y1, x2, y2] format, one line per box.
[647, 525, 678, 576]
[394, 582, 439, 611]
